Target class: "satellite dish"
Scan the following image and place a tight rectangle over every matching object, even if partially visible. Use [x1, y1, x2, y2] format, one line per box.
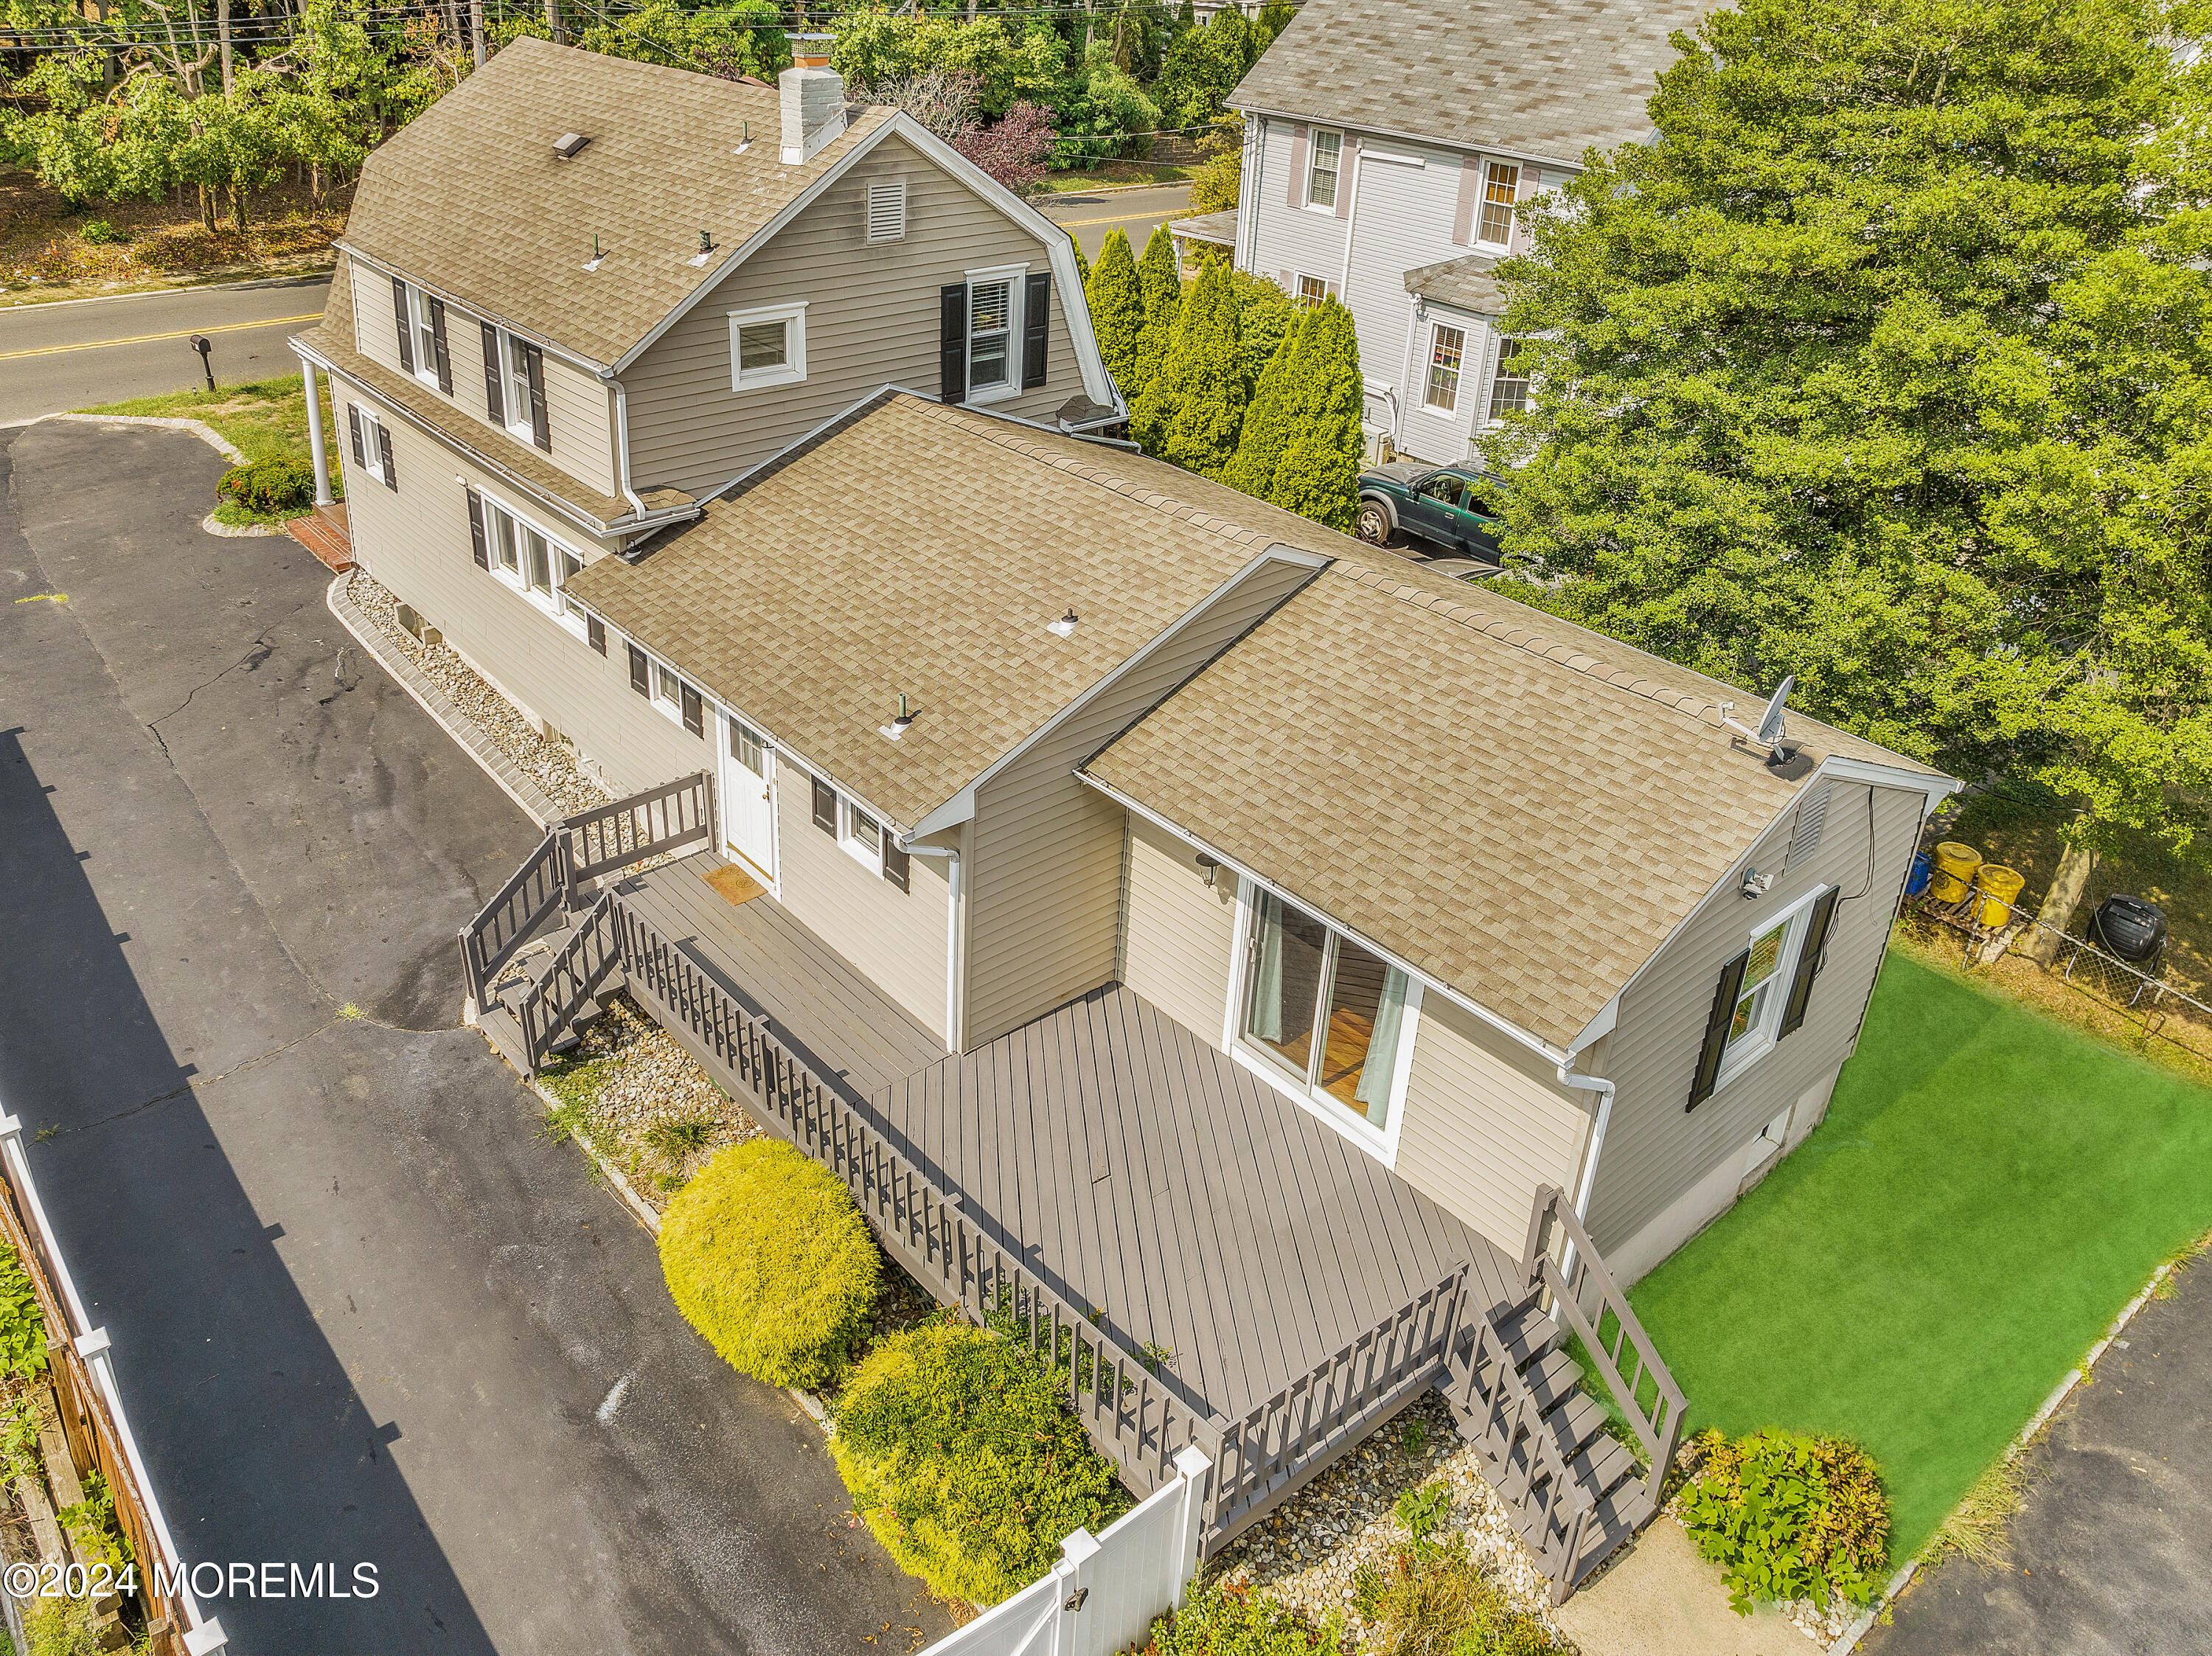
[1755, 675, 1795, 747]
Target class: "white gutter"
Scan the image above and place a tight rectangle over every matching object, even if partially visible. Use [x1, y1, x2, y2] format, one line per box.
[1225, 102, 1590, 175]
[335, 240, 609, 376]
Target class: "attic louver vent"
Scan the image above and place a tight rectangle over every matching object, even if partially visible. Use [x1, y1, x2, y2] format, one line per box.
[553, 132, 591, 160]
[1787, 780, 1833, 869]
[866, 178, 908, 244]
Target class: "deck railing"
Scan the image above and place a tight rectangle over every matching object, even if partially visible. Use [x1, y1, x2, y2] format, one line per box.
[562, 772, 713, 886]
[1523, 1186, 1685, 1514]
[517, 891, 626, 1069]
[458, 828, 568, 1012]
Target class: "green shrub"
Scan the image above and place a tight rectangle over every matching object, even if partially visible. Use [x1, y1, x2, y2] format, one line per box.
[79, 219, 119, 245]
[0, 1242, 49, 1380]
[830, 1318, 1128, 1605]
[1145, 1574, 1340, 1656]
[1680, 1428, 1889, 1615]
[1357, 1534, 1561, 1656]
[22, 1593, 100, 1656]
[658, 1139, 880, 1390]
[215, 455, 316, 516]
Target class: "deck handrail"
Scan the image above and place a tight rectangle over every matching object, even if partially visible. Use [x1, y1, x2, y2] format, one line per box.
[562, 771, 713, 888]
[612, 905, 1225, 1509]
[1523, 1186, 1685, 1511]
[517, 891, 625, 1068]
[458, 827, 568, 1011]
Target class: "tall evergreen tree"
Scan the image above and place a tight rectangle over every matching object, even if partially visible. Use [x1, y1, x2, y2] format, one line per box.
[1085, 227, 1144, 400]
[1157, 261, 1244, 476]
[1267, 298, 1363, 530]
[1130, 222, 1182, 404]
[1222, 312, 1302, 499]
[1073, 237, 1091, 289]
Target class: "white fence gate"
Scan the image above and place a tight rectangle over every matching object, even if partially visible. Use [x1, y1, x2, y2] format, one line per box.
[922, 1447, 1212, 1656]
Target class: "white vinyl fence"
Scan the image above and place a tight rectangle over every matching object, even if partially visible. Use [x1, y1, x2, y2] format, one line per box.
[924, 1447, 1212, 1656]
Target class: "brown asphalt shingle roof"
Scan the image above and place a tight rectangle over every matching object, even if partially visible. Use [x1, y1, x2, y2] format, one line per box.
[562, 392, 1368, 828]
[1405, 254, 1506, 317]
[342, 37, 889, 368]
[1231, 0, 1705, 166]
[1083, 563, 1941, 1048]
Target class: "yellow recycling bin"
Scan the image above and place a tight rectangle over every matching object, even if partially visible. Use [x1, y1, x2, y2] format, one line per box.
[1975, 863, 2026, 928]
[1930, 842, 1982, 904]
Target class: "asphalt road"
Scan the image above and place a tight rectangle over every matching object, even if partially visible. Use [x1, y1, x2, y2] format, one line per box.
[1039, 182, 1193, 261]
[0, 274, 334, 428]
[0, 419, 950, 1655]
[1865, 1258, 2212, 1656]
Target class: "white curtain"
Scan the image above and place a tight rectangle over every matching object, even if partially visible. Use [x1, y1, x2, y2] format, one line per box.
[1354, 967, 1411, 1124]
[1250, 894, 1285, 1043]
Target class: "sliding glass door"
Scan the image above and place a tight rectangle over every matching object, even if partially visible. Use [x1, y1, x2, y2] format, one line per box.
[1242, 890, 1416, 1135]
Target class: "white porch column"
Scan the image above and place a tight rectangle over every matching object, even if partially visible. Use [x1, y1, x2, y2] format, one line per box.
[300, 355, 333, 507]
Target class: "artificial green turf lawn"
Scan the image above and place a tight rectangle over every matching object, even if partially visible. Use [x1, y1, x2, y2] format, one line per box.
[1630, 949, 2212, 1562]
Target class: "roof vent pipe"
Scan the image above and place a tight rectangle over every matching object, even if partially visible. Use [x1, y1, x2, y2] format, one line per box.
[780, 57, 847, 165]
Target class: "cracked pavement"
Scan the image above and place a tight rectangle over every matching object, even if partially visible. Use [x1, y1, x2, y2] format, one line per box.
[0, 420, 950, 1655]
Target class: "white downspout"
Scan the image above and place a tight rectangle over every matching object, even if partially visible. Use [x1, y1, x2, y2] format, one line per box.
[1555, 1059, 1615, 1281]
[902, 840, 962, 1051]
[608, 378, 648, 521]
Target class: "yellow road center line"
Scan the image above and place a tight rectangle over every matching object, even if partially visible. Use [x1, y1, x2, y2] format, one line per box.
[1046, 209, 1186, 228]
[13, 594, 66, 603]
[0, 313, 324, 362]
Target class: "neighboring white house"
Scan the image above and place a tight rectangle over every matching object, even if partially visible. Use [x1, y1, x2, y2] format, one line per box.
[1224, 0, 1704, 465]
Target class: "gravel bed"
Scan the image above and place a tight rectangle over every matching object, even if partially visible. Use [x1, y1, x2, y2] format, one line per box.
[543, 993, 760, 1211]
[346, 568, 612, 818]
[1211, 1391, 1568, 1650]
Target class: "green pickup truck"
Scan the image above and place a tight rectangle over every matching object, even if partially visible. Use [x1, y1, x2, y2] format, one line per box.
[1354, 462, 1508, 562]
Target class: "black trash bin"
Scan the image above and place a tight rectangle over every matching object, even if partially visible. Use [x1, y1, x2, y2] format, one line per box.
[2089, 894, 2168, 963]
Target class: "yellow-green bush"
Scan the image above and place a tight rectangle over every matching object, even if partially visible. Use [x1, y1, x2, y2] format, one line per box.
[658, 1139, 880, 1390]
[1680, 1427, 1889, 1614]
[831, 1318, 1129, 1605]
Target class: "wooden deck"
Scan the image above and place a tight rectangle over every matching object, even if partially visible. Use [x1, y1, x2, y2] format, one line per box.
[620, 852, 1523, 1429]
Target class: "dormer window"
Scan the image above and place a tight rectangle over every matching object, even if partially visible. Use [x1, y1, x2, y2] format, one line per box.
[408, 287, 442, 389]
[1305, 129, 1343, 210]
[1478, 161, 1520, 246]
[728, 303, 807, 391]
[503, 333, 537, 442]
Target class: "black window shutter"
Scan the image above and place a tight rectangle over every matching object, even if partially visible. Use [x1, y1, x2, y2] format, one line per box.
[681, 683, 704, 737]
[627, 642, 650, 695]
[1687, 948, 1751, 1112]
[939, 283, 967, 405]
[377, 420, 397, 492]
[811, 776, 837, 834]
[466, 486, 488, 568]
[429, 296, 453, 394]
[883, 838, 910, 893]
[347, 403, 365, 467]
[481, 320, 504, 424]
[525, 344, 552, 452]
[587, 615, 606, 655]
[1778, 888, 1842, 1039]
[393, 276, 414, 375]
[1022, 271, 1049, 389]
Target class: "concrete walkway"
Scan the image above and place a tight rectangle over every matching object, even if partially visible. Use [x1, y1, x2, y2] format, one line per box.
[1865, 1253, 2212, 1656]
[1555, 1520, 1823, 1656]
[0, 419, 950, 1655]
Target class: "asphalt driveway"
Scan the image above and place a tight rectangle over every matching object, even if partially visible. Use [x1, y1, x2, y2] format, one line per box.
[0, 419, 950, 1655]
[1865, 1256, 2212, 1656]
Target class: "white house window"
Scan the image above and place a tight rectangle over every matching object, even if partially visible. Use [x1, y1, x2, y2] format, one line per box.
[1295, 274, 1329, 310]
[841, 799, 882, 870]
[962, 265, 1026, 402]
[1423, 324, 1465, 413]
[727, 302, 807, 391]
[502, 333, 537, 441]
[355, 405, 387, 483]
[1239, 887, 1419, 1143]
[654, 662, 682, 709]
[1479, 161, 1520, 245]
[866, 178, 907, 243]
[1714, 891, 1825, 1088]
[1488, 338, 1531, 420]
[1306, 128, 1343, 209]
[481, 495, 588, 636]
[408, 286, 440, 389]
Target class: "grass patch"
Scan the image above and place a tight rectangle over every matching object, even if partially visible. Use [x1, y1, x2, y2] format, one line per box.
[210, 500, 302, 529]
[1631, 949, 2212, 1560]
[1036, 161, 1200, 192]
[75, 375, 345, 488]
[1924, 1453, 2032, 1566]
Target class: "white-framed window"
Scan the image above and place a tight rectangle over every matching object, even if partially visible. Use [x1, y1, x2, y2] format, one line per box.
[501, 331, 538, 443]
[1295, 274, 1329, 310]
[407, 285, 440, 389]
[481, 494, 587, 637]
[840, 798, 882, 870]
[964, 264, 1026, 403]
[1487, 338, 1530, 420]
[1423, 323, 1466, 414]
[1305, 128, 1343, 210]
[355, 403, 388, 484]
[1715, 890, 1825, 1089]
[1230, 880, 1422, 1155]
[727, 302, 807, 392]
[1478, 161, 1521, 246]
[866, 178, 907, 243]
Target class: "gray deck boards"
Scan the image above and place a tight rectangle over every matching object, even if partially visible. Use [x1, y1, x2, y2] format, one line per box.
[619, 853, 1523, 1426]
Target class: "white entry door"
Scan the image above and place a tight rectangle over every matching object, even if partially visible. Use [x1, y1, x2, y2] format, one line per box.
[721, 714, 776, 880]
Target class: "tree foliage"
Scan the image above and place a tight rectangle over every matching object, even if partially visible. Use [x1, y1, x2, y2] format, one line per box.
[1151, 260, 1244, 475]
[1087, 227, 1145, 398]
[1267, 298, 1364, 530]
[1484, 0, 2212, 859]
[1130, 221, 1183, 407]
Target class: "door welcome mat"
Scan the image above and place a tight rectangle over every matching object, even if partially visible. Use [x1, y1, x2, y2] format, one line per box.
[706, 862, 766, 907]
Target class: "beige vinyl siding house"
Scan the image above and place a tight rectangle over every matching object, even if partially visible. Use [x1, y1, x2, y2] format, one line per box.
[623, 134, 1088, 499]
